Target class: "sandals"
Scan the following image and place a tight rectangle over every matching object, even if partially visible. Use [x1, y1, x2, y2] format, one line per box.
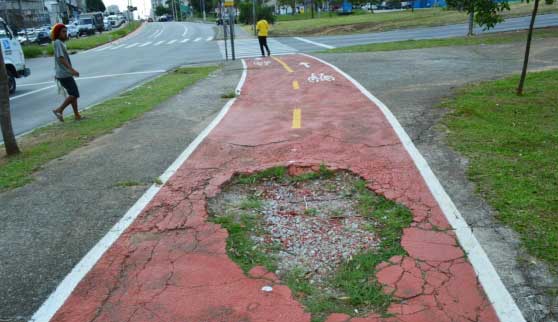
[52, 110, 64, 122]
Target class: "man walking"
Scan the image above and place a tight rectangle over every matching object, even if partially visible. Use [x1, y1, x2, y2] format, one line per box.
[256, 16, 271, 57]
[51, 23, 82, 122]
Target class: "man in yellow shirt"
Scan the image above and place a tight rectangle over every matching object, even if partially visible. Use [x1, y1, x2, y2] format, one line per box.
[256, 16, 271, 57]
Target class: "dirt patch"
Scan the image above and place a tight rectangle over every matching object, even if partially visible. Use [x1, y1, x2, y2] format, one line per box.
[207, 166, 413, 319]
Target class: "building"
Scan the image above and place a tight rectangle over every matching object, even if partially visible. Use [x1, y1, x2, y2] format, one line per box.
[0, 0, 50, 31]
[0, 0, 87, 30]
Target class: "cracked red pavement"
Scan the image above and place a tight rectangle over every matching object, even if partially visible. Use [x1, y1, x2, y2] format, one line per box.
[50, 54, 499, 322]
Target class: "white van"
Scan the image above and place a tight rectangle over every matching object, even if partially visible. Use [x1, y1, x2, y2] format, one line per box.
[1, 18, 30, 94]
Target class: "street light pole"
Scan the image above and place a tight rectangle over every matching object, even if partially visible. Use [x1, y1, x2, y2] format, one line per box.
[252, 0, 256, 36]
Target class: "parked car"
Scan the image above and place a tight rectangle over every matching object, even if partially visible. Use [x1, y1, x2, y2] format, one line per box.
[65, 24, 79, 38]
[147, 17, 153, 22]
[103, 18, 112, 31]
[29, 30, 50, 44]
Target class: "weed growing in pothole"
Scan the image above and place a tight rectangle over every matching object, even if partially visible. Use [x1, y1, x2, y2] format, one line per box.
[207, 166, 412, 321]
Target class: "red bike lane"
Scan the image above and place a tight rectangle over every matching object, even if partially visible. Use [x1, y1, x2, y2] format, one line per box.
[47, 54, 505, 322]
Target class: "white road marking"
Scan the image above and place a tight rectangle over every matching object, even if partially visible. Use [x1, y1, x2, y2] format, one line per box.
[206, 36, 213, 41]
[110, 44, 125, 50]
[10, 70, 166, 101]
[149, 29, 161, 38]
[182, 26, 188, 37]
[302, 53, 526, 322]
[125, 42, 140, 48]
[167, 39, 177, 44]
[153, 40, 164, 46]
[93, 45, 111, 52]
[194, 37, 202, 42]
[180, 38, 189, 43]
[29, 61, 248, 322]
[294, 37, 335, 49]
[139, 41, 152, 47]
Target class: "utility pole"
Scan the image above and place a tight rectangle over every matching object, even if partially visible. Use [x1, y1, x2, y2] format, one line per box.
[202, 0, 206, 20]
[252, 0, 256, 36]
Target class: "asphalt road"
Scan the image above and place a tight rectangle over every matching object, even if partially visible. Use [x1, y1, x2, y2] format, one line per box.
[9, 21, 221, 136]
[7, 13, 558, 139]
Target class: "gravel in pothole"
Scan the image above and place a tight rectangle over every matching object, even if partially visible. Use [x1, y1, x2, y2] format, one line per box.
[207, 170, 381, 285]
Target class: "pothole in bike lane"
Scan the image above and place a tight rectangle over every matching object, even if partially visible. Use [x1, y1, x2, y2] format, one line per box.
[207, 165, 413, 321]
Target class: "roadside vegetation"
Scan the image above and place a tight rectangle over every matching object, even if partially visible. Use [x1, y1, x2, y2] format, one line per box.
[269, 2, 558, 36]
[208, 167, 413, 321]
[0, 65, 218, 191]
[441, 70, 558, 271]
[324, 26, 558, 53]
[22, 21, 142, 59]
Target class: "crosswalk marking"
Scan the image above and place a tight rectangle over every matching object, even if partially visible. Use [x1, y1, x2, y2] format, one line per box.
[217, 39, 298, 59]
[93, 36, 217, 52]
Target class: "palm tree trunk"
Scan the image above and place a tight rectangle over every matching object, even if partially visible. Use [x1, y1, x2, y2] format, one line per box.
[517, 0, 540, 95]
[0, 49, 20, 156]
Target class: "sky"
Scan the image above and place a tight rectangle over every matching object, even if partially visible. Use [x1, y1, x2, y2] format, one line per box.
[105, 0, 152, 19]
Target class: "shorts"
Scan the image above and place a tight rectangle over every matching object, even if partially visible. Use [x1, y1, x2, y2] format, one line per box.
[57, 77, 80, 98]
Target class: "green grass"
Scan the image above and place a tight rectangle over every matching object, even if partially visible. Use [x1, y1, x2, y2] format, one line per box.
[324, 27, 558, 53]
[22, 22, 142, 58]
[239, 196, 263, 210]
[210, 213, 279, 273]
[269, 2, 558, 36]
[441, 70, 558, 271]
[114, 180, 143, 187]
[0, 65, 218, 191]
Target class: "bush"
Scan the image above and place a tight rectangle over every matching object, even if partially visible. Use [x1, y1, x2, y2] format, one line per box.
[238, 2, 275, 25]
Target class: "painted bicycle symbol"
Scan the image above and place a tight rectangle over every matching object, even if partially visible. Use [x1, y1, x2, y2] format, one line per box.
[307, 72, 335, 83]
[253, 59, 271, 66]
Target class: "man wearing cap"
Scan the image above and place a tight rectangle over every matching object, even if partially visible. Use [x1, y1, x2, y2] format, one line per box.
[51, 23, 82, 122]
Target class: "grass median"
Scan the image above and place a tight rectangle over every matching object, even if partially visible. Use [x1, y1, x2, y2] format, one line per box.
[323, 27, 558, 53]
[23, 21, 142, 58]
[441, 69, 558, 271]
[0, 65, 218, 191]
[270, 2, 558, 36]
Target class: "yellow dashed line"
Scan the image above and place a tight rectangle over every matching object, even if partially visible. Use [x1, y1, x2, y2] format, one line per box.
[292, 80, 299, 90]
[292, 108, 301, 129]
[272, 57, 294, 73]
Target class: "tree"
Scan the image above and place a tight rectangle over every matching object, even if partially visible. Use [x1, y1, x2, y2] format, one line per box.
[86, 0, 106, 12]
[155, 4, 171, 16]
[446, 0, 510, 36]
[0, 49, 20, 156]
[517, 0, 554, 95]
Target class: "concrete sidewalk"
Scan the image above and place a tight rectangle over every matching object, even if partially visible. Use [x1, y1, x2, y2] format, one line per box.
[40, 54, 511, 321]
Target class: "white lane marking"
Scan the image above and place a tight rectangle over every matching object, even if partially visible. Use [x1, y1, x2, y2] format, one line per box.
[182, 26, 188, 37]
[302, 53, 526, 322]
[167, 39, 177, 45]
[153, 40, 164, 46]
[139, 41, 152, 47]
[93, 45, 111, 52]
[180, 38, 190, 43]
[149, 29, 160, 38]
[125, 42, 140, 48]
[194, 37, 202, 42]
[110, 44, 125, 50]
[294, 37, 335, 49]
[206, 36, 213, 41]
[30, 64, 248, 322]
[10, 70, 166, 101]
[9, 85, 56, 101]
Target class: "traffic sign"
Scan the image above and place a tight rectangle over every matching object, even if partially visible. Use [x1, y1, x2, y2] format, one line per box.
[224, 0, 234, 7]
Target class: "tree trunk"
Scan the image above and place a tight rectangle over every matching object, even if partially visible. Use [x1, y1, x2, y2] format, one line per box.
[517, 0, 539, 95]
[0, 49, 20, 155]
[468, 9, 474, 36]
